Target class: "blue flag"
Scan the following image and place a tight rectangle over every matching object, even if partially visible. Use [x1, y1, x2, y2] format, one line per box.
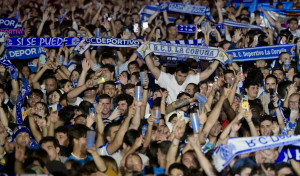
[16, 85, 31, 125]
[7, 47, 43, 60]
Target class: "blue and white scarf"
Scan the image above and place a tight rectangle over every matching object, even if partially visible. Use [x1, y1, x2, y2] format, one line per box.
[5, 37, 82, 48]
[213, 135, 300, 172]
[224, 19, 263, 30]
[16, 85, 31, 124]
[0, 54, 18, 79]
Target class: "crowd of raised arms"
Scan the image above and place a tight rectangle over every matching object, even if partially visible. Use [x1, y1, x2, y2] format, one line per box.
[1, 0, 300, 176]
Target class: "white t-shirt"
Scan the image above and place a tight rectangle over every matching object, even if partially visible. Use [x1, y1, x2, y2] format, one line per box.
[111, 152, 149, 167]
[156, 72, 200, 104]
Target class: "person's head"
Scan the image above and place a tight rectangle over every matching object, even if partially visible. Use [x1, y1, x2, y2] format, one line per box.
[259, 115, 274, 136]
[12, 125, 31, 148]
[254, 60, 267, 69]
[47, 89, 62, 105]
[177, 92, 191, 112]
[103, 121, 121, 143]
[103, 81, 116, 98]
[54, 126, 69, 147]
[125, 153, 144, 173]
[74, 114, 87, 125]
[279, 52, 291, 65]
[27, 89, 44, 107]
[288, 93, 300, 111]
[100, 64, 115, 81]
[181, 150, 200, 169]
[174, 64, 189, 85]
[244, 79, 259, 100]
[199, 81, 208, 96]
[288, 18, 299, 32]
[67, 124, 89, 154]
[98, 94, 111, 116]
[101, 52, 116, 65]
[58, 79, 73, 93]
[167, 23, 178, 38]
[272, 67, 285, 83]
[122, 83, 136, 98]
[45, 76, 58, 93]
[39, 136, 60, 161]
[293, 73, 300, 88]
[115, 93, 134, 116]
[168, 163, 188, 176]
[128, 61, 140, 75]
[209, 119, 222, 137]
[70, 69, 80, 83]
[123, 129, 142, 150]
[265, 74, 278, 92]
[34, 102, 49, 118]
[275, 162, 295, 176]
[157, 141, 171, 167]
[22, 65, 31, 79]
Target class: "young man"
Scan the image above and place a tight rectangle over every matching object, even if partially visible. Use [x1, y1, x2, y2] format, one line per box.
[40, 136, 68, 163]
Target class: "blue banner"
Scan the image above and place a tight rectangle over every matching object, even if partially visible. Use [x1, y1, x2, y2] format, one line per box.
[177, 24, 225, 35]
[5, 37, 82, 48]
[16, 86, 31, 125]
[227, 44, 296, 62]
[276, 146, 300, 163]
[228, 1, 293, 13]
[224, 19, 262, 30]
[0, 17, 22, 29]
[7, 47, 43, 60]
[159, 2, 214, 21]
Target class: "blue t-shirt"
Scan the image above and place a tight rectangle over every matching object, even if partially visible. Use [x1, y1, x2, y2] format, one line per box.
[67, 154, 93, 165]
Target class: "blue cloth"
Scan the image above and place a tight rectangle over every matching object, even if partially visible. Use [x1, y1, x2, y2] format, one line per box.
[67, 154, 93, 165]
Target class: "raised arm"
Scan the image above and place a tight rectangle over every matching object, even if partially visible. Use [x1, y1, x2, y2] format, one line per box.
[95, 103, 105, 147]
[144, 55, 161, 80]
[166, 97, 195, 114]
[67, 79, 93, 103]
[37, 9, 49, 37]
[200, 60, 220, 81]
[106, 105, 135, 155]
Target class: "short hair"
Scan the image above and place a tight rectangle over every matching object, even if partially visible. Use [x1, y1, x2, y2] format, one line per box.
[68, 124, 89, 147]
[272, 67, 285, 77]
[103, 121, 121, 143]
[275, 162, 294, 175]
[103, 80, 116, 88]
[175, 63, 189, 74]
[122, 83, 136, 94]
[28, 89, 44, 99]
[78, 101, 94, 115]
[102, 64, 115, 73]
[158, 141, 171, 155]
[288, 92, 300, 102]
[277, 80, 293, 99]
[54, 126, 68, 135]
[265, 74, 278, 84]
[166, 23, 176, 31]
[151, 97, 162, 109]
[168, 163, 188, 175]
[224, 69, 235, 76]
[98, 93, 111, 101]
[58, 106, 76, 125]
[128, 61, 139, 70]
[187, 83, 200, 94]
[123, 129, 141, 147]
[177, 92, 191, 99]
[278, 52, 290, 61]
[115, 93, 134, 106]
[45, 75, 57, 82]
[244, 79, 259, 89]
[39, 136, 60, 148]
[259, 115, 274, 125]
[288, 18, 298, 24]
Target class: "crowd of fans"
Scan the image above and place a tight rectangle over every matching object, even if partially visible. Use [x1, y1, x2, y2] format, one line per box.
[0, 0, 300, 175]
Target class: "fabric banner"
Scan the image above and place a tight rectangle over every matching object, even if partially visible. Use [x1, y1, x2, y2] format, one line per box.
[0, 28, 24, 37]
[261, 6, 300, 29]
[224, 19, 263, 30]
[227, 44, 296, 62]
[228, 1, 293, 13]
[5, 37, 82, 48]
[276, 145, 300, 163]
[213, 135, 300, 172]
[0, 55, 18, 79]
[16, 86, 31, 125]
[0, 17, 22, 29]
[7, 47, 43, 60]
[159, 2, 213, 21]
[148, 42, 220, 60]
[57, 10, 69, 22]
[0, 32, 7, 42]
[139, 5, 176, 23]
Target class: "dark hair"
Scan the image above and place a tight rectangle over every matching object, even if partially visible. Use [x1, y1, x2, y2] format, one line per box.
[275, 162, 295, 175]
[102, 64, 115, 74]
[98, 93, 111, 101]
[151, 97, 162, 109]
[122, 83, 136, 94]
[115, 93, 134, 106]
[259, 115, 274, 125]
[265, 74, 278, 85]
[103, 121, 121, 143]
[39, 136, 60, 148]
[103, 80, 116, 88]
[128, 61, 139, 70]
[158, 141, 171, 155]
[47, 89, 63, 104]
[244, 79, 259, 89]
[177, 92, 191, 99]
[58, 79, 71, 90]
[187, 83, 200, 95]
[78, 101, 94, 115]
[278, 52, 290, 61]
[168, 163, 188, 175]
[123, 129, 141, 147]
[288, 18, 298, 24]
[58, 105, 76, 125]
[224, 69, 235, 76]
[68, 124, 89, 147]
[55, 126, 68, 135]
[277, 80, 293, 99]
[166, 23, 176, 31]
[272, 67, 285, 78]
[175, 63, 189, 74]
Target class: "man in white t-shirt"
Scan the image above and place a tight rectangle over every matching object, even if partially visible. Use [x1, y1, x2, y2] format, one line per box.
[144, 55, 220, 104]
